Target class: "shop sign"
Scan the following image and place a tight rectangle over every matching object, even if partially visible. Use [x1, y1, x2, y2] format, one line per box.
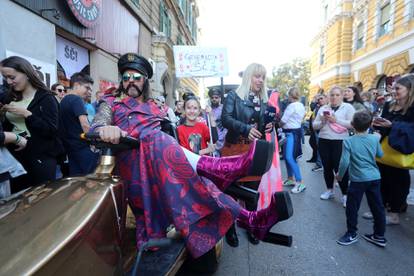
[66, 0, 101, 28]
[6, 50, 56, 88]
[173, 46, 229, 78]
[56, 36, 89, 78]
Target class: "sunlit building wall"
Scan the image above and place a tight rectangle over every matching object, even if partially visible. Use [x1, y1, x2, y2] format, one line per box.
[310, 0, 414, 98]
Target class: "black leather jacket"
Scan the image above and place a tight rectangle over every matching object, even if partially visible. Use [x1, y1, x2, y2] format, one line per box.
[2, 89, 63, 158]
[222, 91, 266, 144]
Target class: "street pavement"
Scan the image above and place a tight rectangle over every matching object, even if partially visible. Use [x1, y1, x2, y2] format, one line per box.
[214, 140, 414, 276]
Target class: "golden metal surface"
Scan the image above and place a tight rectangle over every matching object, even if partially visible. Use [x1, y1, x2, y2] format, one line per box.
[94, 155, 116, 175]
[0, 177, 119, 275]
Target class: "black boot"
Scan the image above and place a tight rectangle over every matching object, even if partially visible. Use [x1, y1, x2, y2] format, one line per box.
[225, 223, 239, 247]
[247, 231, 260, 245]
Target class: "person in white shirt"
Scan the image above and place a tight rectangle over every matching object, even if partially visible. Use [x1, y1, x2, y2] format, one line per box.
[313, 86, 355, 205]
[281, 87, 306, 193]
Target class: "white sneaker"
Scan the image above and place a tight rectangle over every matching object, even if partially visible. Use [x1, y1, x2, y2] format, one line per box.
[342, 195, 347, 208]
[291, 183, 306, 194]
[283, 179, 296, 186]
[362, 212, 373, 220]
[320, 190, 334, 200]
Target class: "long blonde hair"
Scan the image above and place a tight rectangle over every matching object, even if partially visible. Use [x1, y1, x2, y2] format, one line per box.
[390, 74, 414, 115]
[236, 63, 268, 103]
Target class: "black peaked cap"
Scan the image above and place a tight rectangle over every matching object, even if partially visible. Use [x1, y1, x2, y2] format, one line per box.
[118, 53, 153, 79]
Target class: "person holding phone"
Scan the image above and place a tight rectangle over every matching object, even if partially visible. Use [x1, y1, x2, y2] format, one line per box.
[0, 56, 62, 192]
[313, 86, 355, 206]
[371, 74, 414, 225]
[221, 63, 274, 246]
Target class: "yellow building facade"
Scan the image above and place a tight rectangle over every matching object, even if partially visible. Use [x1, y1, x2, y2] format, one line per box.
[310, 0, 414, 98]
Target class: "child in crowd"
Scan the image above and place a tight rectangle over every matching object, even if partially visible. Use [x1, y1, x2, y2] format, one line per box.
[336, 110, 386, 247]
[177, 95, 218, 155]
[361, 91, 374, 113]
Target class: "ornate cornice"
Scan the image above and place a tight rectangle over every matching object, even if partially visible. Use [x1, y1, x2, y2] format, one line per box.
[353, 0, 369, 13]
[311, 11, 354, 44]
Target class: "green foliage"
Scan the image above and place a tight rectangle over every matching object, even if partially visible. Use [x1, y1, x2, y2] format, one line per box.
[268, 58, 310, 98]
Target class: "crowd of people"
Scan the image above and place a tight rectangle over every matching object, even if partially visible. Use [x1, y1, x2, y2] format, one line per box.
[0, 53, 412, 256]
[0, 54, 292, 259]
[305, 77, 414, 246]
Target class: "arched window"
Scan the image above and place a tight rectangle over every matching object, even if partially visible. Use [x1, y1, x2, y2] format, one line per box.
[377, 75, 386, 93]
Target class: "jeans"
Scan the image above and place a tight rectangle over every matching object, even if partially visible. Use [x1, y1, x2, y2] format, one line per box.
[346, 180, 385, 237]
[284, 132, 302, 182]
[68, 147, 99, 176]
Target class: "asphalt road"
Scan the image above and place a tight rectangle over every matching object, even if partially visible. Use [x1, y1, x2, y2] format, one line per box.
[214, 140, 414, 276]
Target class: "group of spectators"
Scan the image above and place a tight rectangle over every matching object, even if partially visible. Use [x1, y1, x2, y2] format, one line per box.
[302, 77, 413, 247]
[1, 54, 412, 251]
[0, 56, 103, 198]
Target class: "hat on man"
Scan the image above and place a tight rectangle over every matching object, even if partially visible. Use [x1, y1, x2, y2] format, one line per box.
[118, 53, 153, 79]
[208, 88, 222, 98]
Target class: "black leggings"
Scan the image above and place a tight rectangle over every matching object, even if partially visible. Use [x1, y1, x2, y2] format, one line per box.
[318, 138, 349, 195]
[378, 163, 410, 213]
[11, 150, 57, 193]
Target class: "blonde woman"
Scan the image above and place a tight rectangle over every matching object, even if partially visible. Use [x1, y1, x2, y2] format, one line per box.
[280, 88, 306, 193]
[313, 86, 355, 206]
[221, 63, 274, 246]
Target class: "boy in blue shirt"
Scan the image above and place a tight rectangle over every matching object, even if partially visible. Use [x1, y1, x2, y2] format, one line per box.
[336, 110, 386, 247]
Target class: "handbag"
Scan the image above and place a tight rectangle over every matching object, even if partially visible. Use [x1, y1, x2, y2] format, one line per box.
[376, 136, 414, 169]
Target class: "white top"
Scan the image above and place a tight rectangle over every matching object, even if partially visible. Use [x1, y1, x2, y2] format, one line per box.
[313, 102, 355, 140]
[281, 101, 305, 129]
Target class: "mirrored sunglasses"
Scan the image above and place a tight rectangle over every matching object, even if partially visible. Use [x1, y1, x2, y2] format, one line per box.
[122, 72, 144, 82]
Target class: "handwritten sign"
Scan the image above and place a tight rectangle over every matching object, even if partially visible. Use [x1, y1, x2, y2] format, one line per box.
[6, 50, 56, 88]
[173, 46, 229, 78]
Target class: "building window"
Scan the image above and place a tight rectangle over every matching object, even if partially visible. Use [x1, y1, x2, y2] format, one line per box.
[412, 0, 414, 18]
[177, 0, 184, 13]
[379, 3, 391, 37]
[324, 4, 329, 22]
[377, 75, 386, 93]
[160, 1, 171, 38]
[183, 0, 188, 18]
[190, 4, 194, 27]
[319, 45, 325, 65]
[356, 23, 364, 49]
[131, 0, 139, 8]
[177, 34, 184, 45]
[192, 19, 197, 41]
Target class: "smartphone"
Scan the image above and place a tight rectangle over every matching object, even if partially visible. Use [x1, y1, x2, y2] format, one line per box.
[323, 111, 330, 116]
[374, 117, 386, 122]
[264, 106, 277, 125]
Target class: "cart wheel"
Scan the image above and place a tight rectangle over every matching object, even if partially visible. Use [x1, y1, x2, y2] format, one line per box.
[182, 239, 223, 274]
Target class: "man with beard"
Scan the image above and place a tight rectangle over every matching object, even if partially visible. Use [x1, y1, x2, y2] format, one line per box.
[207, 88, 227, 156]
[90, 54, 290, 258]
